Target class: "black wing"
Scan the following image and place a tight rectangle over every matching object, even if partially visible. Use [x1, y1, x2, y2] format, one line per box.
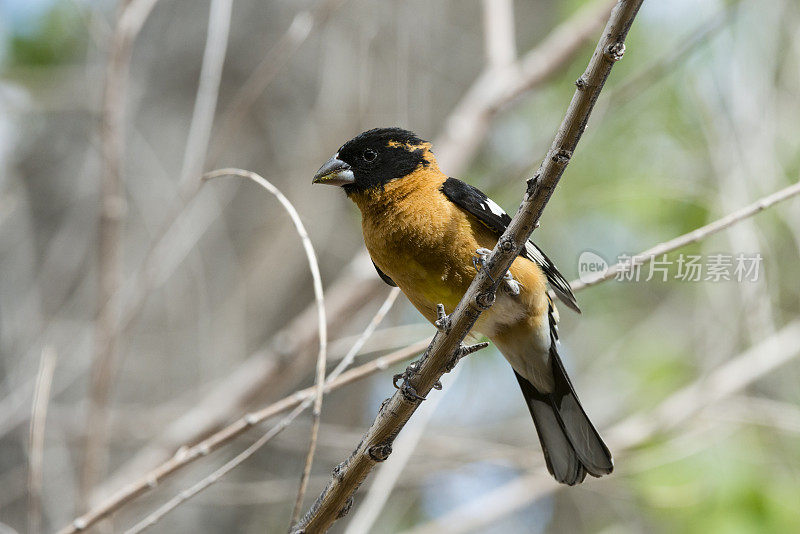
[372, 261, 396, 287]
[440, 177, 580, 313]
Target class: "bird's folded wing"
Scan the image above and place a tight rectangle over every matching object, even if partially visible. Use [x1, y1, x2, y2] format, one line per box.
[439, 177, 580, 313]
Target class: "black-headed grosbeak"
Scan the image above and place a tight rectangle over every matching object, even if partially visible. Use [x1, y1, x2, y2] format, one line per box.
[313, 127, 612, 485]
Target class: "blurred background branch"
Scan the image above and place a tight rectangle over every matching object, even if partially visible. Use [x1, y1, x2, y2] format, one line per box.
[27, 346, 57, 534]
[81, 0, 163, 513]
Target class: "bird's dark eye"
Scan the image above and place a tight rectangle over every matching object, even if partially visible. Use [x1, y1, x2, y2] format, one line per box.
[362, 149, 377, 162]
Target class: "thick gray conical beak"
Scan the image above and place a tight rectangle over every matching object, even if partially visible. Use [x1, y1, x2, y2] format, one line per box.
[312, 155, 355, 186]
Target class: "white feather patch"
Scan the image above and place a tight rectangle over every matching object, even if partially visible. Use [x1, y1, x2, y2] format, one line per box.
[483, 199, 506, 217]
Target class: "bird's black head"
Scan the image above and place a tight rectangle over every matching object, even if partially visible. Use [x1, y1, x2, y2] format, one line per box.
[312, 128, 432, 194]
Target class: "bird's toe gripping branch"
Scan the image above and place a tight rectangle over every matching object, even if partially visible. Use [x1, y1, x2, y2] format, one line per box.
[472, 248, 495, 283]
[392, 360, 426, 402]
[473, 247, 522, 295]
[392, 331, 489, 402]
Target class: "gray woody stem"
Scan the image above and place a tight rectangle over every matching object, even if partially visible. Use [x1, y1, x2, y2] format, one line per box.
[293, 1, 645, 532]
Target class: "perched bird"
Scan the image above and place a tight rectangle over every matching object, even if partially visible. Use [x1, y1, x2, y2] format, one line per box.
[312, 127, 612, 485]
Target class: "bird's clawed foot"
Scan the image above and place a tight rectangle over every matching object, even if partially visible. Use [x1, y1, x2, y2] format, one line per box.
[434, 303, 451, 333]
[394, 343, 490, 400]
[393, 361, 426, 402]
[472, 248, 495, 283]
[473, 248, 522, 295]
[445, 341, 490, 372]
[503, 271, 522, 295]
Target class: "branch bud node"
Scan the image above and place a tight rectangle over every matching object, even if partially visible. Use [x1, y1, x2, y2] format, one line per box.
[526, 172, 543, 199]
[368, 442, 393, 462]
[604, 41, 626, 61]
[337, 497, 354, 519]
[551, 149, 572, 165]
[434, 303, 451, 333]
[332, 461, 347, 480]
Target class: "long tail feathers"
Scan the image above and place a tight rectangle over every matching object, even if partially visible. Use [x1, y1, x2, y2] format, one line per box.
[514, 350, 613, 485]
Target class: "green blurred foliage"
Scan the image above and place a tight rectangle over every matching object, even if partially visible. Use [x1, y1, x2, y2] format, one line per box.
[6, 1, 86, 67]
[634, 431, 800, 534]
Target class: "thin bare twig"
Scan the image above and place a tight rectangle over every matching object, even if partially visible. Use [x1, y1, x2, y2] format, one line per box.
[123, 402, 311, 534]
[295, 2, 644, 531]
[329, 288, 402, 382]
[200, 169, 329, 530]
[121, 290, 403, 534]
[56, 339, 431, 534]
[570, 180, 800, 292]
[28, 346, 57, 534]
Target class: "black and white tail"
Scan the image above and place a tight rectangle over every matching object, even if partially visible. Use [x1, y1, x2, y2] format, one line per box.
[514, 347, 613, 485]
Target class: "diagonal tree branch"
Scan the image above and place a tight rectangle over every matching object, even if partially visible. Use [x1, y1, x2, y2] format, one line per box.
[294, 2, 644, 531]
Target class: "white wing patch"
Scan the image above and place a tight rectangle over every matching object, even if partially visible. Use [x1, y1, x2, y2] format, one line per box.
[483, 198, 506, 217]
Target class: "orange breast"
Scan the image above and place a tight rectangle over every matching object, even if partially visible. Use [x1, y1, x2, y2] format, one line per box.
[349, 165, 547, 331]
